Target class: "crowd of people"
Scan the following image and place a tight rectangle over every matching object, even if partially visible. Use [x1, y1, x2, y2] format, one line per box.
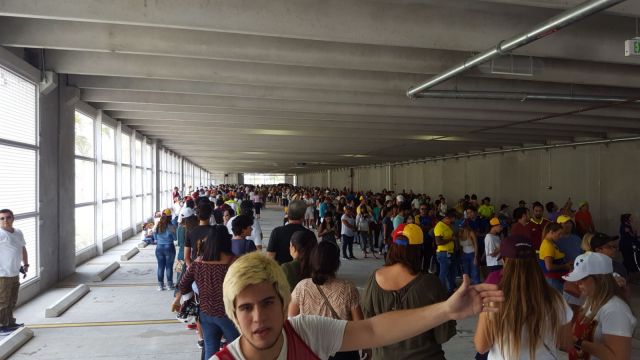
[141, 183, 639, 360]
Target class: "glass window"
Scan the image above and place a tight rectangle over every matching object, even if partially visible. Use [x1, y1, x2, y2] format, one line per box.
[102, 201, 116, 239]
[0, 145, 37, 215]
[121, 133, 131, 165]
[75, 205, 95, 252]
[121, 198, 131, 229]
[121, 166, 131, 197]
[74, 111, 94, 158]
[136, 196, 143, 223]
[144, 143, 152, 167]
[0, 68, 37, 145]
[144, 169, 152, 194]
[13, 217, 37, 283]
[101, 125, 115, 162]
[75, 159, 95, 204]
[102, 163, 116, 200]
[135, 139, 142, 167]
[135, 168, 143, 195]
[144, 196, 152, 220]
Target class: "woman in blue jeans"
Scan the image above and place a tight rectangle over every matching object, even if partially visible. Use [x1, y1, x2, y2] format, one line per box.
[459, 225, 480, 284]
[172, 225, 239, 359]
[154, 209, 176, 291]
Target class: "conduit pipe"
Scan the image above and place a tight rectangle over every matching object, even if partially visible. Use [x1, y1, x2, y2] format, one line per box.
[406, 0, 627, 98]
[415, 91, 640, 104]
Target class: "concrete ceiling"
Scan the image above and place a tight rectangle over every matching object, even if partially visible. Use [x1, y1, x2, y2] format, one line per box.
[1, 0, 639, 174]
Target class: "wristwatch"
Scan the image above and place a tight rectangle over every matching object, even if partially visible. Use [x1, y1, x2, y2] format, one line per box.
[574, 338, 583, 351]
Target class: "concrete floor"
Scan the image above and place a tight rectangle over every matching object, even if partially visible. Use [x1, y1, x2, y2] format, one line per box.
[9, 204, 640, 359]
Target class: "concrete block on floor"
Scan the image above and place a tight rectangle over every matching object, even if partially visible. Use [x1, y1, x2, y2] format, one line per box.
[92, 261, 120, 281]
[137, 241, 148, 248]
[44, 284, 90, 318]
[120, 247, 140, 261]
[0, 327, 33, 360]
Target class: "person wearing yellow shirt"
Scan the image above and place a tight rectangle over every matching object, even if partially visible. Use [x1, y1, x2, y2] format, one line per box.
[538, 222, 571, 293]
[434, 209, 457, 294]
[477, 197, 495, 220]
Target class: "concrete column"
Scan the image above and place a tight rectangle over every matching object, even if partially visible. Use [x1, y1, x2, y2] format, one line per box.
[58, 81, 79, 279]
[237, 173, 244, 185]
[153, 140, 161, 211]
[115, 122, 123, 244]
[387, 165, 392, 191]
[94, 111, 104, 255]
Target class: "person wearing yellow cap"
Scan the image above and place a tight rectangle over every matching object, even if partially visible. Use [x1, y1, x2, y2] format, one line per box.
[362, 223, 456, 359]
[154, 209, 177, 291]
[575, 201, 595, 237]
[484, 217, 504, 274]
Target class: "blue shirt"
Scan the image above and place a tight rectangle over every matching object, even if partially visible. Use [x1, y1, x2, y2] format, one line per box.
[153, 227, 176, 245]
[231, 239, 257, 256]
[319, 202, 328, 218]
[557, 234, 583, 262]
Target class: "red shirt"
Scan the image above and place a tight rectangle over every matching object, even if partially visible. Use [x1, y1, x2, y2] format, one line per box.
[575, 210, 594, 236]
[510, 222, 531, 240]
[526, 218, 550, 251]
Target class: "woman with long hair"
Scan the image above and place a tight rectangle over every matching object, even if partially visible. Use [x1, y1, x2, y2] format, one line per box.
[154, 209, 176, 291]
[175, 214, 198, 295]
[356, 204, 377, 259]
[362, 224, 455, 359]
[172, 225, 239, 359]
[318, 212, 338, 243]
[539, 222, 571, 292]
[563, 252, 637, 360]
[459, 224, 480, 284]
[281, 230, 318, 291]
[475, 234, 573, 359]
[289, 241, 366, 360]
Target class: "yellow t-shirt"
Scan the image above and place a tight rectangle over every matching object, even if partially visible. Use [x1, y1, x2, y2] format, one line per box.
[539, 239, 565, 261]
[434, 221, 454, 253]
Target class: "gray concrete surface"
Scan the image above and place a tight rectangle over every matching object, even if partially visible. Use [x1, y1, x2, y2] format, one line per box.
[9, 204, 640, 359]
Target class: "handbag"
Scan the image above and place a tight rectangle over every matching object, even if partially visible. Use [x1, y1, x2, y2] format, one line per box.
[428, 254, 438, 274]
[315, 284, 341, 320]
[173, 259, 185, 273]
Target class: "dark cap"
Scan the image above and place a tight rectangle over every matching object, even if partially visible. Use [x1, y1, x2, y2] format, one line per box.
[589, 232, 619, 251]
[500, 234, 535, 259]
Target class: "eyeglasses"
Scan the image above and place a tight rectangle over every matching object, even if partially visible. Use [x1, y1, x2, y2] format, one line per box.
[0, 216, 12, 220]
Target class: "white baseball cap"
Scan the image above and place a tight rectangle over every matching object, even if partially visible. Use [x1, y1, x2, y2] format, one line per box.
[385, 195, 392, 201]
[563, 252, 613, 282]
[396, 195, 405, 202]
[180, 207, 195, 219]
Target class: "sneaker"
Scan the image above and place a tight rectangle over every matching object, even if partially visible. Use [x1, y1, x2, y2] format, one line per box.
[157, 284, 165, 291]
[6, 323, 23, 331]
[341, 257, 350, 261]
[197, 339, 204, 349]
[0, 327, 13, 336]
[349, 256, 358, 260]
[167, 283, 175, 291]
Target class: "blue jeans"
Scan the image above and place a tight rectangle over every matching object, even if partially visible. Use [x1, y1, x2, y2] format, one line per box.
[437, 251, 456, 293]
[359, 231, 374, 253]
[199, 311, 240, 359]
[155, 244, 176, 285]
[461, 252, 480, 285]
[342, 235, 354, 258]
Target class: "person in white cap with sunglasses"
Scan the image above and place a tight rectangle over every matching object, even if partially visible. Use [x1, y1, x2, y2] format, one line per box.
[563, 251, 637, 360]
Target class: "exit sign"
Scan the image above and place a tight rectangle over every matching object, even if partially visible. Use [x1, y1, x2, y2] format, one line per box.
[625, 39, 640, 56]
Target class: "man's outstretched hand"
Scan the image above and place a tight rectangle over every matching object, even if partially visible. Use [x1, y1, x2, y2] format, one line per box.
[445, 274, 503, 320]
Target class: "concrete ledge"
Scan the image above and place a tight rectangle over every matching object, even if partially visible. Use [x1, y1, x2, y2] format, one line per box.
[120, 247, 140, 261]
[45, 284, 90, 318]
[0, 327, 34, 360]
[92, 261, 120, 282]
[137, 241, 148, 249]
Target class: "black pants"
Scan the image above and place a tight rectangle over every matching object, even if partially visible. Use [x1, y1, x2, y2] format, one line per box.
[342, 235, 354, 258]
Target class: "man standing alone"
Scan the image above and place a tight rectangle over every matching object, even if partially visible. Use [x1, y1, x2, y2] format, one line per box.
[0, 209, 28, 335]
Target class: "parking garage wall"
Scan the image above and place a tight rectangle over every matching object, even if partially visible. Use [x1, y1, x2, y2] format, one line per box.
[298, 140, 640, 235]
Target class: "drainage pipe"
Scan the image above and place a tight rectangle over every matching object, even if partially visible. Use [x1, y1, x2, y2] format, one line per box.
[415, 91, 640, 104]
[406, 0, 627, 98]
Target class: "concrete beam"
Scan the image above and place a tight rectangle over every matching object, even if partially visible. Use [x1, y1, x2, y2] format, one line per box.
[0, 0, 634, 54]
[0, 16, 637, 69]
[119, 247, 139, 261]
[0, 327, 33, 360]
[137, 241, 148, 248]
[92, 261, 120, 282]
[478, 0, 640, 17]
[44, 284, 90, 318]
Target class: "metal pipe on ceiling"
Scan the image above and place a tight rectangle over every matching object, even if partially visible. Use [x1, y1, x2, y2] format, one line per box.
[406, 0, 627, 98]
[415, 91, 640, 104]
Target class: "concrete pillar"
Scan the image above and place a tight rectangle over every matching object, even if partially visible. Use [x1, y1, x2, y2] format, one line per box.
[58, 80, 78, 279]
[237, 173, 244, 185]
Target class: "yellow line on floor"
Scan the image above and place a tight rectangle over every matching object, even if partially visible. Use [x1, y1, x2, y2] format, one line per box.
[27, 319, 179, 329]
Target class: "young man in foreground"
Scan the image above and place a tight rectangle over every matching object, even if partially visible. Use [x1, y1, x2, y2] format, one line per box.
[213, 252, 503, 359]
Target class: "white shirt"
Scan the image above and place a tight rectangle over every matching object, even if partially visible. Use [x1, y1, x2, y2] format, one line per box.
[172, 202, 181, 217]
[411, 198, 421, 210]
[586, 296, 637, 360]
[484, 233, 503, 267]
[341, 214, 355, 237]
[488, 301, 573, 360]
[0, 227, 26, 277]
[213, 315, 346, 360]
